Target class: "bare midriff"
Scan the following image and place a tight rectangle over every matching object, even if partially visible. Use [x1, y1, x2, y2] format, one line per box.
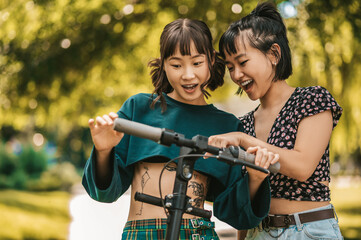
[127, 161, 209, 221]
[269, 181, 330, 215]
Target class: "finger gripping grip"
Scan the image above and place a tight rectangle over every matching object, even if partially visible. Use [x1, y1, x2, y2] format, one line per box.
[242, 150, 280, 174]
[230, 146, 280, 174]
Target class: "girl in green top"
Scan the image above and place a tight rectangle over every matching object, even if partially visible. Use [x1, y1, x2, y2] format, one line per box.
[82, 18, 279, 240]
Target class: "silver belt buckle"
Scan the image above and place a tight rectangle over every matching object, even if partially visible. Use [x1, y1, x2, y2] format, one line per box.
[192, 233, 200, 240]
[191, 219, 200, 228]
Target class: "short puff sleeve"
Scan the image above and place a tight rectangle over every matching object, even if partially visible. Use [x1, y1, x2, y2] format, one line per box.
[296, 86, 342, 129]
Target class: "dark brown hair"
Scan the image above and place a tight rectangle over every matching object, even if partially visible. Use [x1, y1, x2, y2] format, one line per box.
[219, 2, 292, 95]
[148, 18, 225, 111]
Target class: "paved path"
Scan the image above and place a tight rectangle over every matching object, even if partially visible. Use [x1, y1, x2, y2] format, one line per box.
[68, 184, 236, 240]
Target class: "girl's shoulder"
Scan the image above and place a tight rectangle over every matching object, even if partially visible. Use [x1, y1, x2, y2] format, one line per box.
[293, 86, 342, 128]
[296, 85, 333, 99]
[127, 93, 154, 101]
[117, 93, 155, 118]
[122, 93, 156, 108]
[294, 85, 340, 107]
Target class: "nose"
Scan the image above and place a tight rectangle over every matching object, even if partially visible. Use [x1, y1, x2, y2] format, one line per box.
[181, 66, 195, 80]
[232, 67, 244, 81]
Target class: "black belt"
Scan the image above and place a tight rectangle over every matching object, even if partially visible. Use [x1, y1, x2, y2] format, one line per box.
[262, 208, 335, 228]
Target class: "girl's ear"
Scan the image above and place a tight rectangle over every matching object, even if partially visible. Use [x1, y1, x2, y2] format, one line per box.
[268, 43, 281, 65]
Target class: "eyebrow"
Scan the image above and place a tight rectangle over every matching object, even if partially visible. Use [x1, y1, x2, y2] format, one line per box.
[168, 54, 204, 61]
[225, 53, 246, 64]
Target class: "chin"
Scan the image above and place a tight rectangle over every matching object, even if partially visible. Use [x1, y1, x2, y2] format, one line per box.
[245, 93, 256, 101]
[186, 95, 205, 105]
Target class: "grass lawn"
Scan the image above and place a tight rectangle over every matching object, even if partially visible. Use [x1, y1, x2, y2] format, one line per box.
[331, 180, 361, 240]
[0, 190, 71, 240]
[0, 178, 360, 240]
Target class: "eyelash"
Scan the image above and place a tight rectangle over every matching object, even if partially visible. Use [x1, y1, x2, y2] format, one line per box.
[171, 61, 204, 68]
[227, 60, 248, 72]
[240, 60, 248, 66]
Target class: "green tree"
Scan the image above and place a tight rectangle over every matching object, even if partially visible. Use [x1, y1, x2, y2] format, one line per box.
[287, 0, 361, 167]
[1, 0, 360, 169]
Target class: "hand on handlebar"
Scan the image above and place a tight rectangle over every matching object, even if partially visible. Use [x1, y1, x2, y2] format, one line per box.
[89, 112, 124, 153]
[246, 146, 279, 180]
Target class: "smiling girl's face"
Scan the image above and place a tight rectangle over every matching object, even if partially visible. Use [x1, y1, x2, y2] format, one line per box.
[224, 37, 277, 101]
[164, 41, 211, 105]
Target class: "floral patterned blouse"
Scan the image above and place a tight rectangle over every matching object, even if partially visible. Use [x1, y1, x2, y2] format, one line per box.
[239, 86, 342, 201]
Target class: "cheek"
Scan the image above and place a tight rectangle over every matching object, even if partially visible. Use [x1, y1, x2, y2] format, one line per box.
[164, 69, 176, 82]
[201, 67, 211, 82]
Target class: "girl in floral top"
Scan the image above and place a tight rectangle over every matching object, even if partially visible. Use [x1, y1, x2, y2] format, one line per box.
[208, 2, 343, 240]
[83, 18, 279, 240]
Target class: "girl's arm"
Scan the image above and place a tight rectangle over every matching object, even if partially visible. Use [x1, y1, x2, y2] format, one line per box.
[209, 110, 333, 182]
[245, 146, 278, 200]
[237, 230, 248, 240]
[88, 112, 124, 188]
[209, 145, 278, 230]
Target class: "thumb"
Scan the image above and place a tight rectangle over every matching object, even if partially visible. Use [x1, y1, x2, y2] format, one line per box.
[246, 146, 258, 154]
[203, 152, 214, 159]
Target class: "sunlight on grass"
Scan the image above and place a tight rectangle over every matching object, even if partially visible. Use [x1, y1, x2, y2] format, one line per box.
[0, 177, 360, 240]
[331, 177, 361, 240]
[0, 190, 71, 239]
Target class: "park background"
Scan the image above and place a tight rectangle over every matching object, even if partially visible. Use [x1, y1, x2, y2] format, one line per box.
[1, 0, 361, 239]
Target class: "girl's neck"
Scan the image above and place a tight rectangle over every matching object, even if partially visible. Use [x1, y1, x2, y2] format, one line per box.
[259, 81, 294, 110]
[166, 92, 208, 106]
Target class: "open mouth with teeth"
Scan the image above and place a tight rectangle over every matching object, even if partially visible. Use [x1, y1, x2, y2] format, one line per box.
[182, 84, 198, 92]
[240, 79, 253, 91]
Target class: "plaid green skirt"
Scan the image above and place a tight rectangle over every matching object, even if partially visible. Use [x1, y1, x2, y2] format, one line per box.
[121, 218, 219, 240]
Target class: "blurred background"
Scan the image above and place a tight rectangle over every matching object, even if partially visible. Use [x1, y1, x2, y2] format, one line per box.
[0, 0, 360, 239]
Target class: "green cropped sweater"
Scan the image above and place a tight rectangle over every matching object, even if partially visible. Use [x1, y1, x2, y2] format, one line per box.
[82, 93, 270, 229]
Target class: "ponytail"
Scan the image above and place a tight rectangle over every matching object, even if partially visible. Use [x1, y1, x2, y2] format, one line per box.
[207, 51, 225, 91]
[148, 58, 171, 111]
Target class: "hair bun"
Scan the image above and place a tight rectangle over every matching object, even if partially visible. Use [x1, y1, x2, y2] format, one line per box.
[250, 2, 284, 29]
[249, 9, 257, 16]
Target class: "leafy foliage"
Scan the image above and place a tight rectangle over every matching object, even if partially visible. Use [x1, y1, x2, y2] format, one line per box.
[285, 0, 361, 165]
[18, 144, 47, 178]
[27, 161, 81, 191]
[0, 142, 80, 190]
[1, 0, 360, 168]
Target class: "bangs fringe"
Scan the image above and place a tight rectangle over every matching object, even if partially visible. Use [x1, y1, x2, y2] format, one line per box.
[163, 26, 209, 59]
[220, 28, 256, 58]
[220, 27, 240, 58]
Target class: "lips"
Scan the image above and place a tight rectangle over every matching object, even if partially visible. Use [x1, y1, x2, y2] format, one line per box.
[241, 79, 253, 87]
[240, 79, 253, 92]
[182, 84, 198, 92]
